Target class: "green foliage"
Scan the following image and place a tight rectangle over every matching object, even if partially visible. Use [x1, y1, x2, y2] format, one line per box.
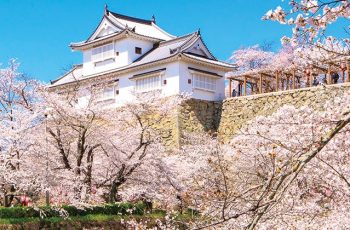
[0, 202, 146, 219]
[0, 207, 40, 219]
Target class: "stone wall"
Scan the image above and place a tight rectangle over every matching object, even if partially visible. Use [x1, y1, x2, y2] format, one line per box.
[178, 99, 222, 136]
[157, 83, 350, 147]
[218, 83, 350, 142]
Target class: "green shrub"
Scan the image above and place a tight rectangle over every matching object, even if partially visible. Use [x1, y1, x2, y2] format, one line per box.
[0, 207, 39, 218]
[0, 202, 146, 219]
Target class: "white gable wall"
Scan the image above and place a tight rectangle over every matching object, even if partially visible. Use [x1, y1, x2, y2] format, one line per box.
[126, 37, 154, 63]
[183, 39, 214, 59]
[88, 17, 122, 41]
[82, 37, 155, 76]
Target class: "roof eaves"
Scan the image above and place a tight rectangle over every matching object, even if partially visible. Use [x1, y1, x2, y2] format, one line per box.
[50, 64, 82, 85]
[188, 67, 223, 78]
[70, 29, 127, 48]
[49, 55, 180, 89]
[182, 53, 236, 70]
[129, 68, 166, 80]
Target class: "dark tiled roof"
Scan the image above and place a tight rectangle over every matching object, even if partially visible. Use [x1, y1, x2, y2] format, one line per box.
[129, 68, 166, 80]
[188, 67, 223, 77]
[109, 11, 153, 25]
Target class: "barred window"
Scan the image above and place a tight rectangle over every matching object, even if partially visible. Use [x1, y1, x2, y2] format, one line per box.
[193, 75, 216, 91]
[136, 75, 161, 92]
[97, 85, 115, 101]
[91, 43, 114, 62]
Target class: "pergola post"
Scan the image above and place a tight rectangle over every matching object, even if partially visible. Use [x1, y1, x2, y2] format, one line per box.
[228, 79, 232, 97]
[347, 61, 350, 83]
[238, 82, 242, 96]
[292, 70, 296, 89]
[259, 74, 263, 94]
[327, 64, 332, 84]
[309, 75, 313, 87]
[243, 76, 247, 96]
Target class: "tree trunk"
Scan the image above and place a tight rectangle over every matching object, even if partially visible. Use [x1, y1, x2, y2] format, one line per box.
[109, 180, 123, 203]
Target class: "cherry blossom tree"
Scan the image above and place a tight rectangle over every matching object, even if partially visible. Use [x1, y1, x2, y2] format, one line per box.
[43, 86, 186, 204]
[94, 91, 185, 203]
[231, 45, 274, 73]
[172, 92, 350, 229]
[263, 0, 350, 57]
[43, 90, 106, 203]
[0, 60, 45, 206]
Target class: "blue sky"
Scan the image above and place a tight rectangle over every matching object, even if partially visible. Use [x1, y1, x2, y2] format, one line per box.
[0, 0, 305, 83]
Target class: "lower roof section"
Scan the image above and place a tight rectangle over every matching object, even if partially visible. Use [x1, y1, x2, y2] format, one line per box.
[50, 53, 235, 89]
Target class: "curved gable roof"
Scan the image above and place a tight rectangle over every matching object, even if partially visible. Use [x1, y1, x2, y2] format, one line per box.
[71, 8, 176, 49]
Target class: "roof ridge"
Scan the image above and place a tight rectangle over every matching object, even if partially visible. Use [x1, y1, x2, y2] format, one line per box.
[196, 35, 218, 61]
[159, 31, 198, 46]
[109, 11, 153, 25]
[85, 15, 125, 42]
[71, 29, 164, 49]
[177, 34, 201, 52]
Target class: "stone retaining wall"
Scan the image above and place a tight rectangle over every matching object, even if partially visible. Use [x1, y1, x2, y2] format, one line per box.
[178, 99, 222, 135]
[158, 83, 350, 147]
[218, 83, 350, 142]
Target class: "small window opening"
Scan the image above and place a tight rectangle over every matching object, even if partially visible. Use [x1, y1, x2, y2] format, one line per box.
[135, 47, 142, 54]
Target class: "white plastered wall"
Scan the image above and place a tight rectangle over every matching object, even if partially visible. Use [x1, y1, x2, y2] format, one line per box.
[82, 37, 154, 76]
[179, 61, 225, 101]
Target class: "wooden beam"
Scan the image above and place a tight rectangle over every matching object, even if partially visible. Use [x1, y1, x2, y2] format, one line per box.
[244, 76, 247, 96]
[262, 72, 278, 79]
[312, 64, 327, 73]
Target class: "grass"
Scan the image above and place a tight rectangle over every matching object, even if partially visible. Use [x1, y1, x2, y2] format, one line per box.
[0, 209, 196, 229]
[0, 212, 192, 224]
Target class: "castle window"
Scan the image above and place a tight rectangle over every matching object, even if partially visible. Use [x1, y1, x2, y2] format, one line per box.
[92, 43, 114, 62]
[97, 85, 116, 101]
[135, 47, 142, 54]
[135, 75, 161, 92]
[193, 75, 216, 92]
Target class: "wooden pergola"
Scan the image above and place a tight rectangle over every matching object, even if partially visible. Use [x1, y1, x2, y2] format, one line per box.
[227, 57, 350, 97]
